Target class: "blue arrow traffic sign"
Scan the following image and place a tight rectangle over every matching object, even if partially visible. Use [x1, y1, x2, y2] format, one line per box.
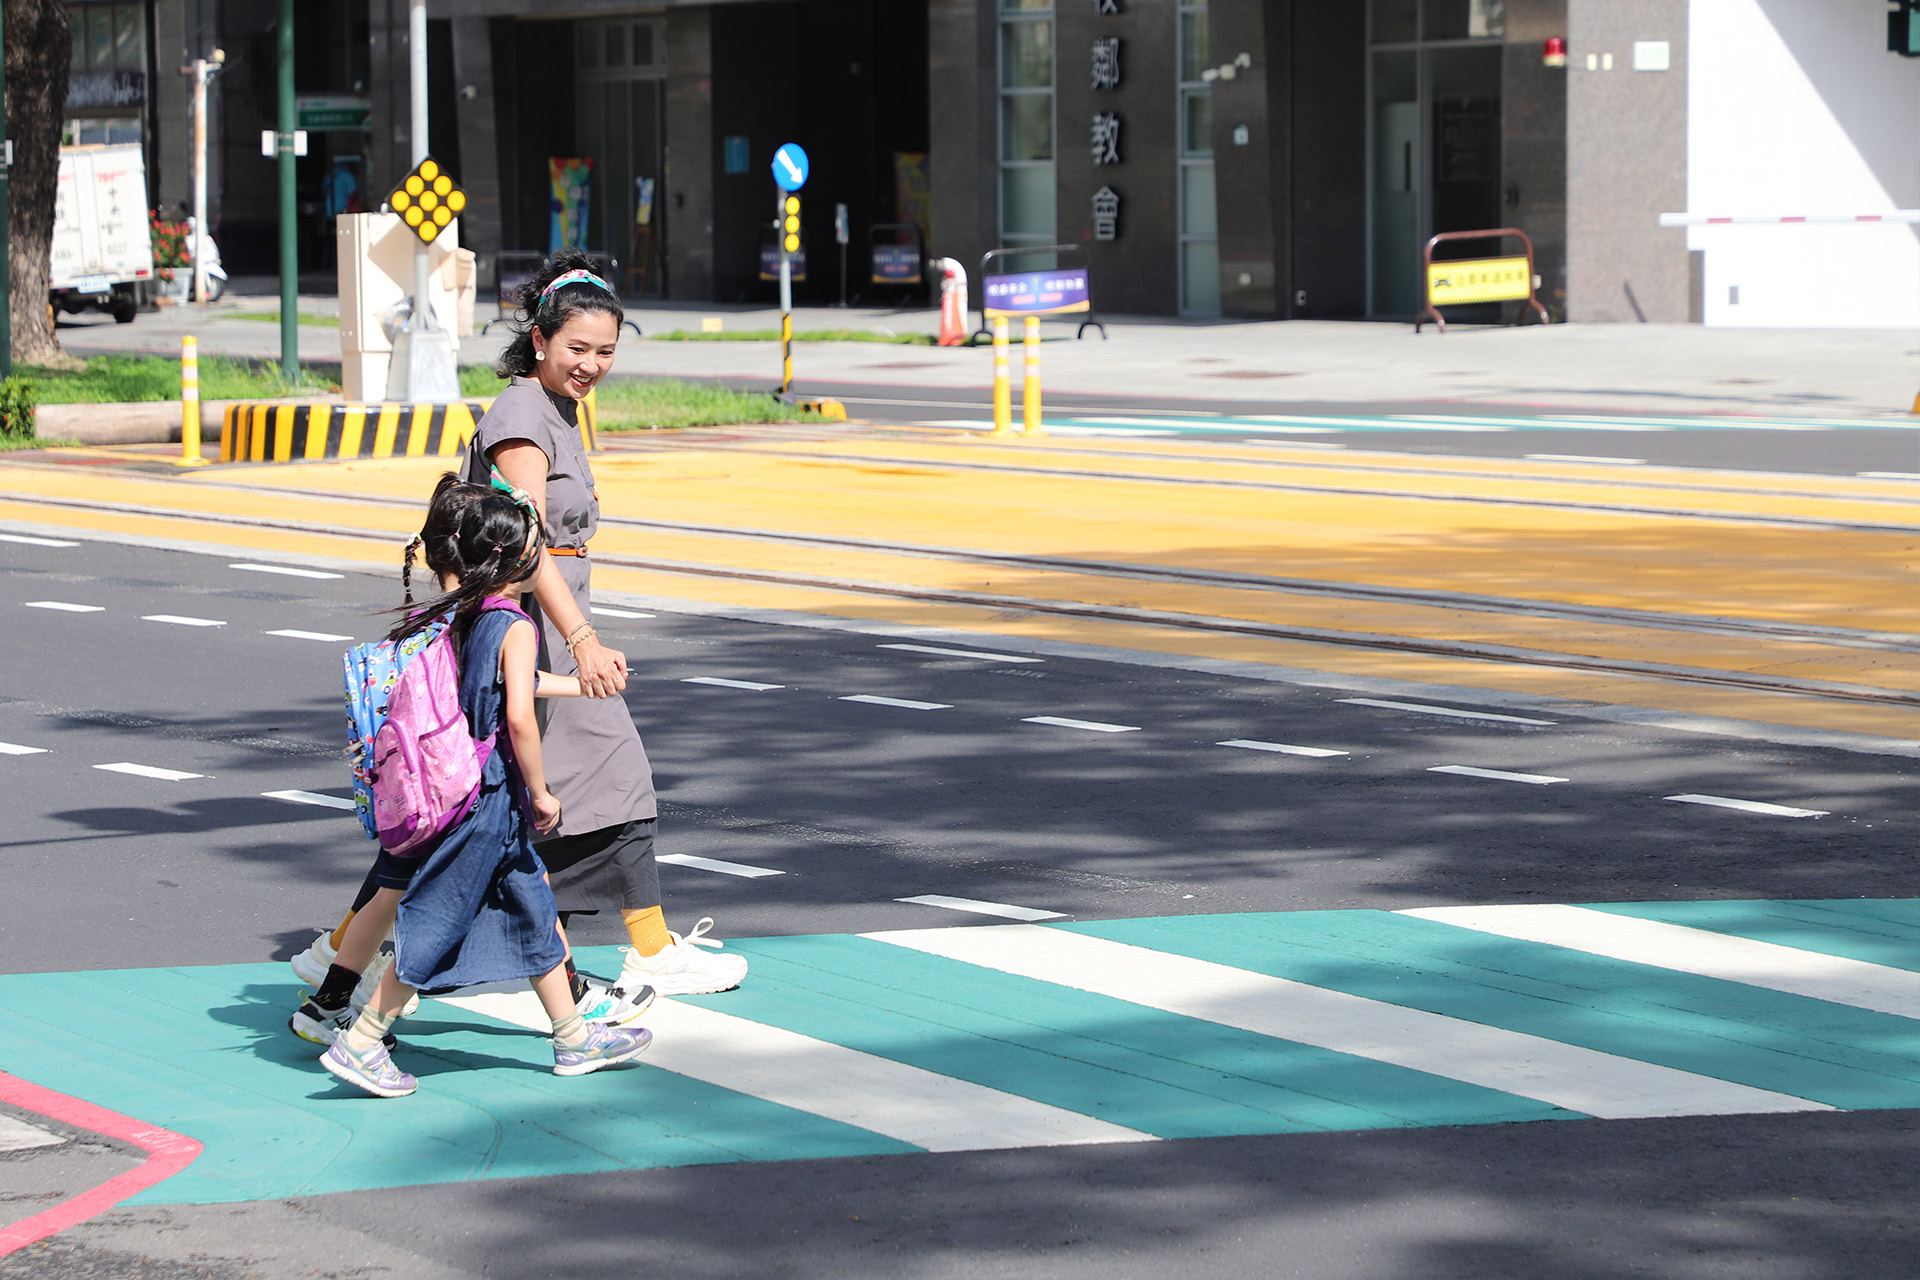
[772, 143, 810, 192]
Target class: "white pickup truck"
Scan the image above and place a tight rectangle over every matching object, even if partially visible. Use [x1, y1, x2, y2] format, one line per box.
[51, 143, 155, 324]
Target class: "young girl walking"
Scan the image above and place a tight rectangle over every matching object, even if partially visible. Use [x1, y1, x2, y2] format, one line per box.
[321, 475, 653, 1099]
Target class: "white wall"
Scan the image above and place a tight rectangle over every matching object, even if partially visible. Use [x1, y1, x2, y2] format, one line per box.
[1688, 0, 1920, 327]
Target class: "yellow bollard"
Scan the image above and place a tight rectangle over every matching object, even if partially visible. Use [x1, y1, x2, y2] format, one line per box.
[991, 317, 1012, 435]
[1022, 316, 1043, 436]
[176, 336, 208, 467]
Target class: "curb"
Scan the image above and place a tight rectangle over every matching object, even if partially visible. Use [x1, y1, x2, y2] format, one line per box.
[218, 396, 599, 462]
[35, 399, 237, 445]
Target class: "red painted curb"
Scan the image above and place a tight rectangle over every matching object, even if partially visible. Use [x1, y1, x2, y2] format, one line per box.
[0, 1070, 203, 1258]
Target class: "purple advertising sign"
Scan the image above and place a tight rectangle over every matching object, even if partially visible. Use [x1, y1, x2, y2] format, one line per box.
[982, 267, 1091, 317]
[871, 244, 923, 283]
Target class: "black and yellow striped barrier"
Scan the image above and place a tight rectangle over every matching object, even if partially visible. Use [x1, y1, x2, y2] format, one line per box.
[218, 396, 600, 463]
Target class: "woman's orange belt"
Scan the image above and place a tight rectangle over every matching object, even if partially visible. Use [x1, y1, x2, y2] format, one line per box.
[548, 546, 588, 557]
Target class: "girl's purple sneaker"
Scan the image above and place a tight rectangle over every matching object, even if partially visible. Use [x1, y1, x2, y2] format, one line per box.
[553, 1022, 653, 1077]
[321, 1037, 418, 1098]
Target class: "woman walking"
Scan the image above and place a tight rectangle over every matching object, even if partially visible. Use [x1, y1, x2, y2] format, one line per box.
[461, 249, 747, 997]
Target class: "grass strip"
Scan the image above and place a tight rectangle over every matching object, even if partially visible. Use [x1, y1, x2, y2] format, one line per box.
[460, 368, 804, 429]
[227, 311, 343, 328]
[20, 354, 334, 404]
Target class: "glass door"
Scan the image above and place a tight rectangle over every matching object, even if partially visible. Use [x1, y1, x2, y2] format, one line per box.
[1177, 0, 1219, 315]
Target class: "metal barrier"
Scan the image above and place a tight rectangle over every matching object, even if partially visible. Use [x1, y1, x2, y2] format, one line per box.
[867, 222, 926, 301]
[483, 251, 635, 335]
[971, 244, 1107, 344]
[1414, 228, 1550, 334]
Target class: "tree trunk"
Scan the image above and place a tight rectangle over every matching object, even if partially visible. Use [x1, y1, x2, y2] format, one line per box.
[6, 0, 75, 369]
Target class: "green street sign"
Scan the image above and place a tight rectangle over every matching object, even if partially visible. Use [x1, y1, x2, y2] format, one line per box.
[295, 96, 371, 131]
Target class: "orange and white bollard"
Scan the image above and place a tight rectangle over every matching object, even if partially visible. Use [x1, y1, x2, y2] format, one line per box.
[937, 258, 969, 347]
[176, 336, 208, 467]
[1022, 316, 1043, 436]
[991, 317, 1012, 435]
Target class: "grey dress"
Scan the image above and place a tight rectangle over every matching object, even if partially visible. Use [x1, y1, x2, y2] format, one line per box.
[463, 377, 659, 907]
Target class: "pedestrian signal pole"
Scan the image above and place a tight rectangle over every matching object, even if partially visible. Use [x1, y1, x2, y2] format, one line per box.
[277, 0, 297, 382]
[769, 143, 809, 399]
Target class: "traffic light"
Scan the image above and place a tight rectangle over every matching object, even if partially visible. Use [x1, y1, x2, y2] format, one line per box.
[781, 195, 801, 254]
[1891, 1, 1920, 57]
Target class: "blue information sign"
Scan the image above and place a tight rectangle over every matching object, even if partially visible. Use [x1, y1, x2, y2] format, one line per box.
[982, 267, 1091, 317]
[772, 142, 810, 191]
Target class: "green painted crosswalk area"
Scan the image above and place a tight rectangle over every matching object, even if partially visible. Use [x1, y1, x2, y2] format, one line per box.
[0, 899, 1913, 1206]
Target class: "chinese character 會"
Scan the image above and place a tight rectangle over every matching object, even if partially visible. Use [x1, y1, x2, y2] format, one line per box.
[1091, 37, 1121, 90]
[1092, 186, 1119, 241]
[1094, 0, 1122, 13]
[1090, 113, 1121, 165]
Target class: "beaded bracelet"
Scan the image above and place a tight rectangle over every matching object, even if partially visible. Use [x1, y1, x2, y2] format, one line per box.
[565, 622, 596, 654]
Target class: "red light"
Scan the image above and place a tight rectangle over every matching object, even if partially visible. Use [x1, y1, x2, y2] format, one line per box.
[1543, 37, 1568, 67]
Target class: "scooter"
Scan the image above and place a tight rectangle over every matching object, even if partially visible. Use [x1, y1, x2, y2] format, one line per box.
[186, 217, 227, 302]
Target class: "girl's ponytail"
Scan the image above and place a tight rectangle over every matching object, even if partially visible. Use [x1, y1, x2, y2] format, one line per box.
[401, 535, 423, 606]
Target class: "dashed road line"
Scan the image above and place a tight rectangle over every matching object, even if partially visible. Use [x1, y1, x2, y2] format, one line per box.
[682, 676, 786, 691]
[24, 601, 103, 613]
[262, 790, 357, 810]
[1398, 904, 1920, 1020]
[95, 763, 205, 782]
[142, 614, 226, 628]
[658, 853, 786, 879]
[839, 695, 953, 711]
[1022, 716, 1141, 734]
[265, 629, 353, 642]
[0, 742, 48, 756]
[879, 643, 1045, 663]
[1859, 471, 1920, 480]
[594, 606, 655, 619]
[1218, 739, 1348, 757]
[1666, 793, 1829, 818]
[1339, 698, 1558, 726]
[1429, 764, 1570, 785]
[1524, 454, 1646, 466]
[0, 534, 79, 548]
[230, 563, 343, 580]
[895, 894, 1066, 922]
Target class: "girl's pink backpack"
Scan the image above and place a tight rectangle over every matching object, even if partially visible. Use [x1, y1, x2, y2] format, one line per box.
[367, 600, 526, 855]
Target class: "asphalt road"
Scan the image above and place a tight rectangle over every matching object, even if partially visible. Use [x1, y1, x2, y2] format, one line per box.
[0, 533, 1915, 1278]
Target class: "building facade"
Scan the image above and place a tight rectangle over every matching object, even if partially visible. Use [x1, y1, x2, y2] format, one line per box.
[76, 0, 1920, 325]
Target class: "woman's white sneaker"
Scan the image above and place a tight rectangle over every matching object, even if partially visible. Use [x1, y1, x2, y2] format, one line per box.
[289, 930, 336, 988]
[618, 917, 748, 995]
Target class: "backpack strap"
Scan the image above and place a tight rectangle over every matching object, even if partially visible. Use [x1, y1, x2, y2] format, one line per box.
[478, 595, 533, 624]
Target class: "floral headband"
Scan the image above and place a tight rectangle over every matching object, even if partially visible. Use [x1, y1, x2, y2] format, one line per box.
[489, 469, 545, 572]
[539, 268, 616, 305]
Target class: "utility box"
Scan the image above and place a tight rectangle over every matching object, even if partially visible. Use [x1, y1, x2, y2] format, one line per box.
[336, 213, 477, 401]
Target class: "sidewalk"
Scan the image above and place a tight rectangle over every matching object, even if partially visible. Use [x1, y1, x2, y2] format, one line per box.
[48, 290, 1920, 419]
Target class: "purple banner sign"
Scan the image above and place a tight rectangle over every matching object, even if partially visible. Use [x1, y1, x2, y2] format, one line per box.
[983, 267, 1091, 317]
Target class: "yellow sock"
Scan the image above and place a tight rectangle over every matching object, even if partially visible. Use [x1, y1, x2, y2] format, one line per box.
[327, 910, 356, 951]
[622, 906, 672, 957]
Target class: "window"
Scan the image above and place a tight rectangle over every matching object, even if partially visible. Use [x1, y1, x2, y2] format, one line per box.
[999, 0, 1054, 247]
[1177, 0, 1218, 314]
[67, 3, 144, 73]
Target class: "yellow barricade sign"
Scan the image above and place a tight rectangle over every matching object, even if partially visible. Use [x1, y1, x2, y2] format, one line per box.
[1426, 255, 1532, 306]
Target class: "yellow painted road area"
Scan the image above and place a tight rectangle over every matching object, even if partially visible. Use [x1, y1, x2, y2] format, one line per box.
[1, 428, 1915, 741]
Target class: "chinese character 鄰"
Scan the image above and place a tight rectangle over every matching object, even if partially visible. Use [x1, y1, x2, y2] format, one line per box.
[1091, 37, 1121, 90]
[1090, 113, 1122, 166]
[1092, 186, 1120, 241]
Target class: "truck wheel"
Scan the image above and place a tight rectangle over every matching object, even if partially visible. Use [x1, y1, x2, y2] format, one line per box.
[110, 292, 138, 324]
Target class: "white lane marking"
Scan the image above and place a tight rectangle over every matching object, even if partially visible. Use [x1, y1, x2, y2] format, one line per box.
[1021, 716, 1140, 734]
[1339, 698, 1557, 726]
[262, 789, 357, 810]
[1666, 793, 1828, 818]
[266, 629, 353, 642]
[96, 762, 205, 782]
[0, 534, 80, 548]
[1858, 471, 1920, 480]
[879, 643, 1045, 663]
[230, 563, 344, 580]
[1543, 415, 1821, 431]
[1218, 739, 1348, 758]
[1429, 764, 1570, 785]
[658, 852, 785, 879]
[594, 607, 655, 619]
[865, 926, 1830, 1121]
[840, 694, 953, 711]
[142, 614, 226, 627]
[895, 895, 1066, 922]
[438, 990, 1150, 1152]
[682, 676, 785, 691]
[1398, 904, 1920, 1021]
[25, 601, 103, 613]
[0, 1114, 66, 1153]
[1523, 454, 1647, 466]
[0, 742, 49, 756]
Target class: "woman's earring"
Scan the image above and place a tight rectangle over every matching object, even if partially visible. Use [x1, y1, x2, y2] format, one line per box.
[535, 351, 546, 361]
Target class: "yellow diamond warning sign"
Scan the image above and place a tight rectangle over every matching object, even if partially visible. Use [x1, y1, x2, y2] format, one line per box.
[386, 157, 467, 244]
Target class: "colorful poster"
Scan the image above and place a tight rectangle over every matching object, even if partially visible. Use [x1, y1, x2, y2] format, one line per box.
[635, 176, 654, 227]
[549, 157, 593, 252]
[893, 152, 930, 247]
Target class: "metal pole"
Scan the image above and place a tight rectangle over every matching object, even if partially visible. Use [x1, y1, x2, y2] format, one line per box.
[777, 190, 792, 395]
[277, 0, 297, 382]
[0, 2, 12, 380]
[191, 61, 208, 305]
[409, 0, 431, 334]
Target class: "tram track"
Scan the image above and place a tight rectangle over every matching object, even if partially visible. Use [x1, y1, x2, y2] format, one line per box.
[6, 485, 1917, 710]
